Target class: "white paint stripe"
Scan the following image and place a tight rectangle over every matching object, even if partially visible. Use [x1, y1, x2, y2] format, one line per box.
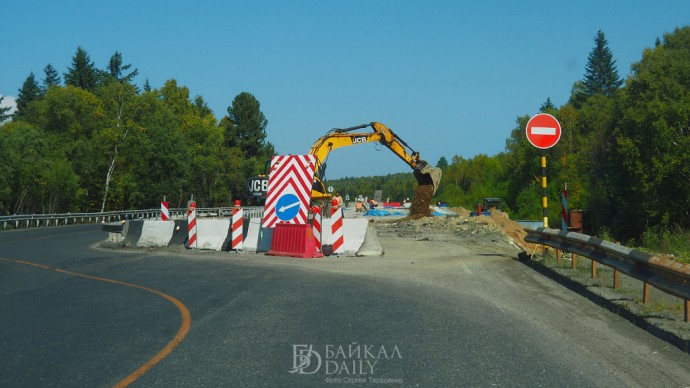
[530, 126, 556, 135]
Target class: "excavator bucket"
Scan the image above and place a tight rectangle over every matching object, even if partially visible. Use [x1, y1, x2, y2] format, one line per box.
[410, 162, 442, 217]
[414, 163, 443, 196]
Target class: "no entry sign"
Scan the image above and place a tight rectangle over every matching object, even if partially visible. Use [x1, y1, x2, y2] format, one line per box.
[525, 113, 562, 149]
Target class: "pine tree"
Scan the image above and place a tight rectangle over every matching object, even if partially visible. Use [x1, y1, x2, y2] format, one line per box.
[105, 51, 139, 84]
[64, 47, 99, 91]
[43, 63, 61, 90]
[143, 79, 152, 92]
[436, 156, 448, 169]
[539, 97, 556, 112]
[0, 96, 12, 122]
[582, 30, 623, 98]
[222, 92, 268, 157]
[14, 72, 42, 120]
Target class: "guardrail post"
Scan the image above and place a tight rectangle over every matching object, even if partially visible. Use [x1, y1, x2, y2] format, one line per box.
[571, 253, 577, 269]
[613, 270, 620, 289]
[643, 282, 651, 304]
[591, 260, 597, 278]
[556, 249, 561, 263]
[685, 300, 689, 323]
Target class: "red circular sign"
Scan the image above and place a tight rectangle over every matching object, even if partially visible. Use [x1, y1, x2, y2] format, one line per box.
[525, 113, 562, 149]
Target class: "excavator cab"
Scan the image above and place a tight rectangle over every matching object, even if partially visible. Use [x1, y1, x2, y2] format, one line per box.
[311, 163, 330, 201]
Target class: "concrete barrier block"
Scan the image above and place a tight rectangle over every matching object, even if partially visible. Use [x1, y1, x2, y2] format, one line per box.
[356, 220, 384, 256]
[138, 221, 175, 247]
[320, 218, 369, 256]
[221, 219, 251, 251]
[257, 227, 273, 253]
[196, 219, 231, 250]
[242, 218, 262, 252]
[168, 220, 188, 246]
[123, 220, 144, 247]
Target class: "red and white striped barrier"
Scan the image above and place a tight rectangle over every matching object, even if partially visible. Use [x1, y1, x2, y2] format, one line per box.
[161, 200, 169, 221]
[311, 206, 322, 251]
[561, 187, 568, 231]
[330, 205, 344, 254]
[186, 202, 197, 249]
[231, 204, 243, 250]
[113, 217, 382, 255]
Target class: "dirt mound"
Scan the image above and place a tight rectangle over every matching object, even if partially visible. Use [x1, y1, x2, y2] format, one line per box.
[409, 184, 434, 218]
[464, 209, 541, 253]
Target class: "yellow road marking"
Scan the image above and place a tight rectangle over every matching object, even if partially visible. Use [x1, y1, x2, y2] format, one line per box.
[0, 258, 192, 387]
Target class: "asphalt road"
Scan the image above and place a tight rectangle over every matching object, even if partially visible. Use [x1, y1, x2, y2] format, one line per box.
[1, 224, 689, 387]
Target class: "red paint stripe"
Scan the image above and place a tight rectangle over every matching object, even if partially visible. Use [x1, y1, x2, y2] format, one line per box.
[332, 236, 344, 251]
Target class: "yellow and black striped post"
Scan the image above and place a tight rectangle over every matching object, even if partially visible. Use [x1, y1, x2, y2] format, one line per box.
[541, 151, 548, 228]
[526, 113, 561, 229]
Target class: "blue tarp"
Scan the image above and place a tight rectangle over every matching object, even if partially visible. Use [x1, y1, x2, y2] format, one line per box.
[363, 209, 405, 216]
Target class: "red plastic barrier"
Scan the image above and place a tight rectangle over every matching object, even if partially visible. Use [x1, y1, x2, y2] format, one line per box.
[266, 223, 324, 258]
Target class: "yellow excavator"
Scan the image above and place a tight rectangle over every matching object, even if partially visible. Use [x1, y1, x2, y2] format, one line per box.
[308, 122, 442, 206]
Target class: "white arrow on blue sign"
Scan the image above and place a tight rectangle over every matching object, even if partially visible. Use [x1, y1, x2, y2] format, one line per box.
[276, 193, 301, 221]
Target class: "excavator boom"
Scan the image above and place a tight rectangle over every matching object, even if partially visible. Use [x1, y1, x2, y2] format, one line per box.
[309, 122, 442, 212]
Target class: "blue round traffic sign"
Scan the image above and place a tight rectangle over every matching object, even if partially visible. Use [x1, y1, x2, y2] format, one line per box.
[276, 193, 301, 221]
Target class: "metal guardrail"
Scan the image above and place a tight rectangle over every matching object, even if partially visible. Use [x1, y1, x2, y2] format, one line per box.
[525, 227, 690, 322]
[0, 207, 265, 230]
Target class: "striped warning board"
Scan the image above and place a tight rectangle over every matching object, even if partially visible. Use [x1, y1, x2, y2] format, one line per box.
[161, 201, 169, 221]
[561, 188, 568, 231]
[330, 208, 344, 254]
[231, 207, 243, 250]
[262, 155, 316, 229]
[186, 201, 197, 249]
[312, 210, 322, 251]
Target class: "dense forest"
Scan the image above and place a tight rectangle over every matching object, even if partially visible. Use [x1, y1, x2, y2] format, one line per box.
[2, 26, 689, 247]
[1, 48, 275, 213]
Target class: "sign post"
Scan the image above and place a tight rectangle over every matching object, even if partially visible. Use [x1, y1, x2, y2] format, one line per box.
[525, 113, 562, 228]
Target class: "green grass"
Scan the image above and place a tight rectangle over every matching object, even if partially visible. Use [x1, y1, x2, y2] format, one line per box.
[639, 226, 690, 264]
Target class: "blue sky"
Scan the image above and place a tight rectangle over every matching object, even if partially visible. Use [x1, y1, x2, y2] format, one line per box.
[2, 1, 689, 179]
